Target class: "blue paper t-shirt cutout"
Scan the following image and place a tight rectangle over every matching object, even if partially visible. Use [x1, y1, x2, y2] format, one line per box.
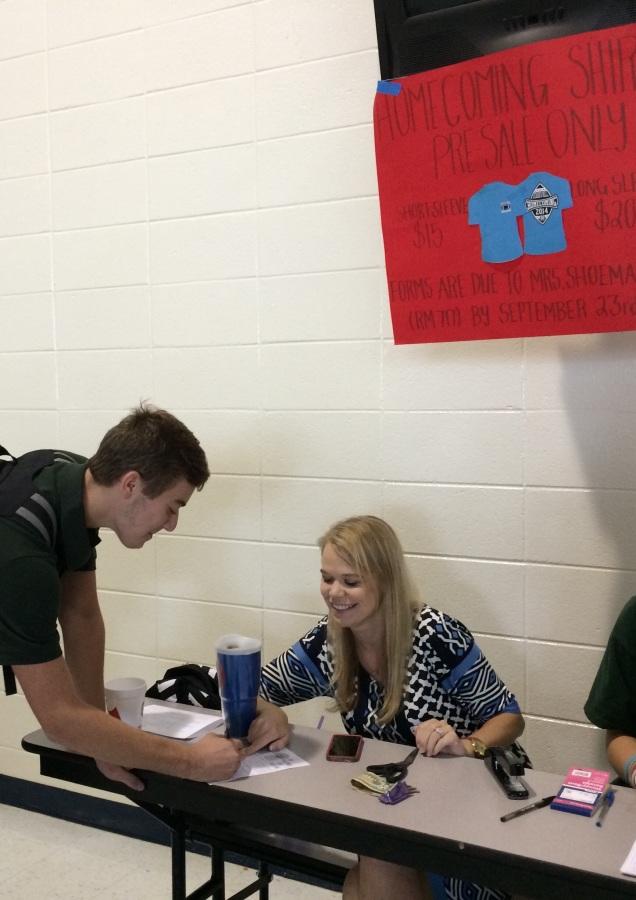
[468, 182, 524, 264]
[519, 172, 573, 255]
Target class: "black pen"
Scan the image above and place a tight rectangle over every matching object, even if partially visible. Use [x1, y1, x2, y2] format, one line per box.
[500, 795, 555, 823]
[595, 789, 616, 828]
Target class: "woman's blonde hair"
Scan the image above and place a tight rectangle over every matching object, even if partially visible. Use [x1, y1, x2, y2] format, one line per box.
[319, 515, 420, 724]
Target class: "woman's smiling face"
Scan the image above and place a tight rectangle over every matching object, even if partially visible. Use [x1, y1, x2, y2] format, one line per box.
[320, 542, 381, 632]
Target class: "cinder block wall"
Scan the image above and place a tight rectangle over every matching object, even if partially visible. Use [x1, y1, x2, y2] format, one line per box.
[1, 0, 633, 788]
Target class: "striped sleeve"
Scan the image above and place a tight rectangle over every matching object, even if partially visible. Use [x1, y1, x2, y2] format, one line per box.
[441, 642, 520, 721]
[259, 618, 331, 706]
[427, 611, 520, 723]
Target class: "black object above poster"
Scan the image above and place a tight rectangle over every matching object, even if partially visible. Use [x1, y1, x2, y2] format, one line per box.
[373, 0, 636, 79]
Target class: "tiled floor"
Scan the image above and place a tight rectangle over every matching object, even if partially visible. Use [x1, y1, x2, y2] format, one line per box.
[0, 804, 340, 900]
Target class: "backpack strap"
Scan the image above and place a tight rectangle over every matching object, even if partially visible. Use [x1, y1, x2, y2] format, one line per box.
[2, 665, 16, 696]
[0, 449, 57, 544]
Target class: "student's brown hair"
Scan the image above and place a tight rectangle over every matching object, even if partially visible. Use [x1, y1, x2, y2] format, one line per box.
[88, 404, 210, 498]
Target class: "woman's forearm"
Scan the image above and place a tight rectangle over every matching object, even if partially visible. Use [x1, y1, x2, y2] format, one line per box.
[469, 711, 525, 750]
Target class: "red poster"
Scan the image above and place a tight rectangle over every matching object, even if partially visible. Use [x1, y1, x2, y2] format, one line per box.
[374, 25, 636, 344]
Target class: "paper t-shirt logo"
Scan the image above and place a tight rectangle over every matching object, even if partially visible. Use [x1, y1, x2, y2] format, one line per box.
[519, 172, 573, 256]
[525, 183, 558, 223]
[469, 172, 573, 262]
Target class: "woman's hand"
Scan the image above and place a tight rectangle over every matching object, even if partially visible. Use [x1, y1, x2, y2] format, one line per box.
[414, 711, 524, 759]
[243, 699, 290, 754]
[413, 720, 467, 757]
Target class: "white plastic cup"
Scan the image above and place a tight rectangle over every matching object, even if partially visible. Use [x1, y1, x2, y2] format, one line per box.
[104, 677, 147, 728]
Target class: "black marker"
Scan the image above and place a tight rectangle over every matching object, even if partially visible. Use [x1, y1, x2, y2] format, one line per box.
[500, 795, 555, 822]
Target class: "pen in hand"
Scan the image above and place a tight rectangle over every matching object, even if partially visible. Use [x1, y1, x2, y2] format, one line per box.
[500, 795, 555, 823]
[596, 789, 616, 828]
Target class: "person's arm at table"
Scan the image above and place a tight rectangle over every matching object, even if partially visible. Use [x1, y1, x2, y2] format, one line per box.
[259, 620, 332, 708]
[244, 698, 290, 754]
[584, 598, 636, 785]
[244, 621, 330, 755]
[58, 569, 138, 786]
[413, 618, 525, 757]
[15, 657, 241, 785]
[462, 710, 525, 755]
[606, 730, 636, 786]
[415, 710, 524, 757]
[58, 571, 105, 709]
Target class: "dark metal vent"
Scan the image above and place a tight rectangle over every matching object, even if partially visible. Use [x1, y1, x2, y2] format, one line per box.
[503, 7, 565, 32]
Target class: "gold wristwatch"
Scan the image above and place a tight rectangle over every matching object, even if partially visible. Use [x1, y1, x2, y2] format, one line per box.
[468, 737, 487, 759]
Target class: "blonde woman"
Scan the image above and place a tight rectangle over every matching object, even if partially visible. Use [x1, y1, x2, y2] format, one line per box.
[260, 515, 525, 900]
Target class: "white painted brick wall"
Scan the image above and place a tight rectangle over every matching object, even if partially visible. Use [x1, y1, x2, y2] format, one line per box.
[0, 0, 632, 787]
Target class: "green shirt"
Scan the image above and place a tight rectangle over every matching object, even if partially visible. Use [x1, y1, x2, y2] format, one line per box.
[0, 453, 99, 666]
[584, 596, 636, 735]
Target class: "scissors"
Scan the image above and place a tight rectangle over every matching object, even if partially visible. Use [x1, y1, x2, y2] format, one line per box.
[366, 747, 419, 783]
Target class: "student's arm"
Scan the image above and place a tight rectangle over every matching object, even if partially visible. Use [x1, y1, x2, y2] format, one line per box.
[15, 657, 241, 785]
[58, 570, 105, 709]
[585, 598, 636, 784]
[607, 731, 636, 786]
[59, 569, 138, 787]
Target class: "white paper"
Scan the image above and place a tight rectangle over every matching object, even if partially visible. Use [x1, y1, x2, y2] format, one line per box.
[559, 787, 597, 804]
[223, 747, 309, 782]
[621, 838, 636, 876]
[142, 703, 223, 739]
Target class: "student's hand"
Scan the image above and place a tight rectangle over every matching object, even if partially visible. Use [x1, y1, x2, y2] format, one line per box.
[95, 759, 145, 791]
[413, 720, 466, 757]
[187, 733, 242, 781]
[244, 702, 290, 754]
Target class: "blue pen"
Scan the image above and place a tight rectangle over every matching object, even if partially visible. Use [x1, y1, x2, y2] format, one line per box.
[596, 789, 616, 827]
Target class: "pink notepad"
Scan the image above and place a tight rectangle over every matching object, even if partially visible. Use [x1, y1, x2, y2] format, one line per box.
[550, 766, 610, 816]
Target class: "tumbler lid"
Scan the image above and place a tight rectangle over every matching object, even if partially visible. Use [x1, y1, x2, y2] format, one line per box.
[216, 633, 261, 654]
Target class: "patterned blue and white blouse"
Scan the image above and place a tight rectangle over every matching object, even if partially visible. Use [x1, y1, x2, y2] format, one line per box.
[260, 606, 521, 900]
[260, 606, 519, 741]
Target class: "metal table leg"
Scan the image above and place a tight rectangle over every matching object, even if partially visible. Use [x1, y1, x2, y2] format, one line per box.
[171, 812, 187, 900]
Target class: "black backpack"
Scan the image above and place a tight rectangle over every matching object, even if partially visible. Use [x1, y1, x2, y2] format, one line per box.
[0, 446, 55, 514]
[146, 664, 221, 710]
[0, 445, 56, 696]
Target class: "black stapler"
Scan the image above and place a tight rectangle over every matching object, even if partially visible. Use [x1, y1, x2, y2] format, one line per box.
[485, 744, 530, 800]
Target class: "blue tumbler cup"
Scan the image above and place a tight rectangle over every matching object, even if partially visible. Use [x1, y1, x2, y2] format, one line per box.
[216, 634, 262, 739]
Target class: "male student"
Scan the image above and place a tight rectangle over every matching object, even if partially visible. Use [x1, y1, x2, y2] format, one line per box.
[0, 405, 288, 790]
[585, 596, 636, 788]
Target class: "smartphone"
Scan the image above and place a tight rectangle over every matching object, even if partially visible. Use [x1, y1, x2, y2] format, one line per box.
[326, 734, 364, 762]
